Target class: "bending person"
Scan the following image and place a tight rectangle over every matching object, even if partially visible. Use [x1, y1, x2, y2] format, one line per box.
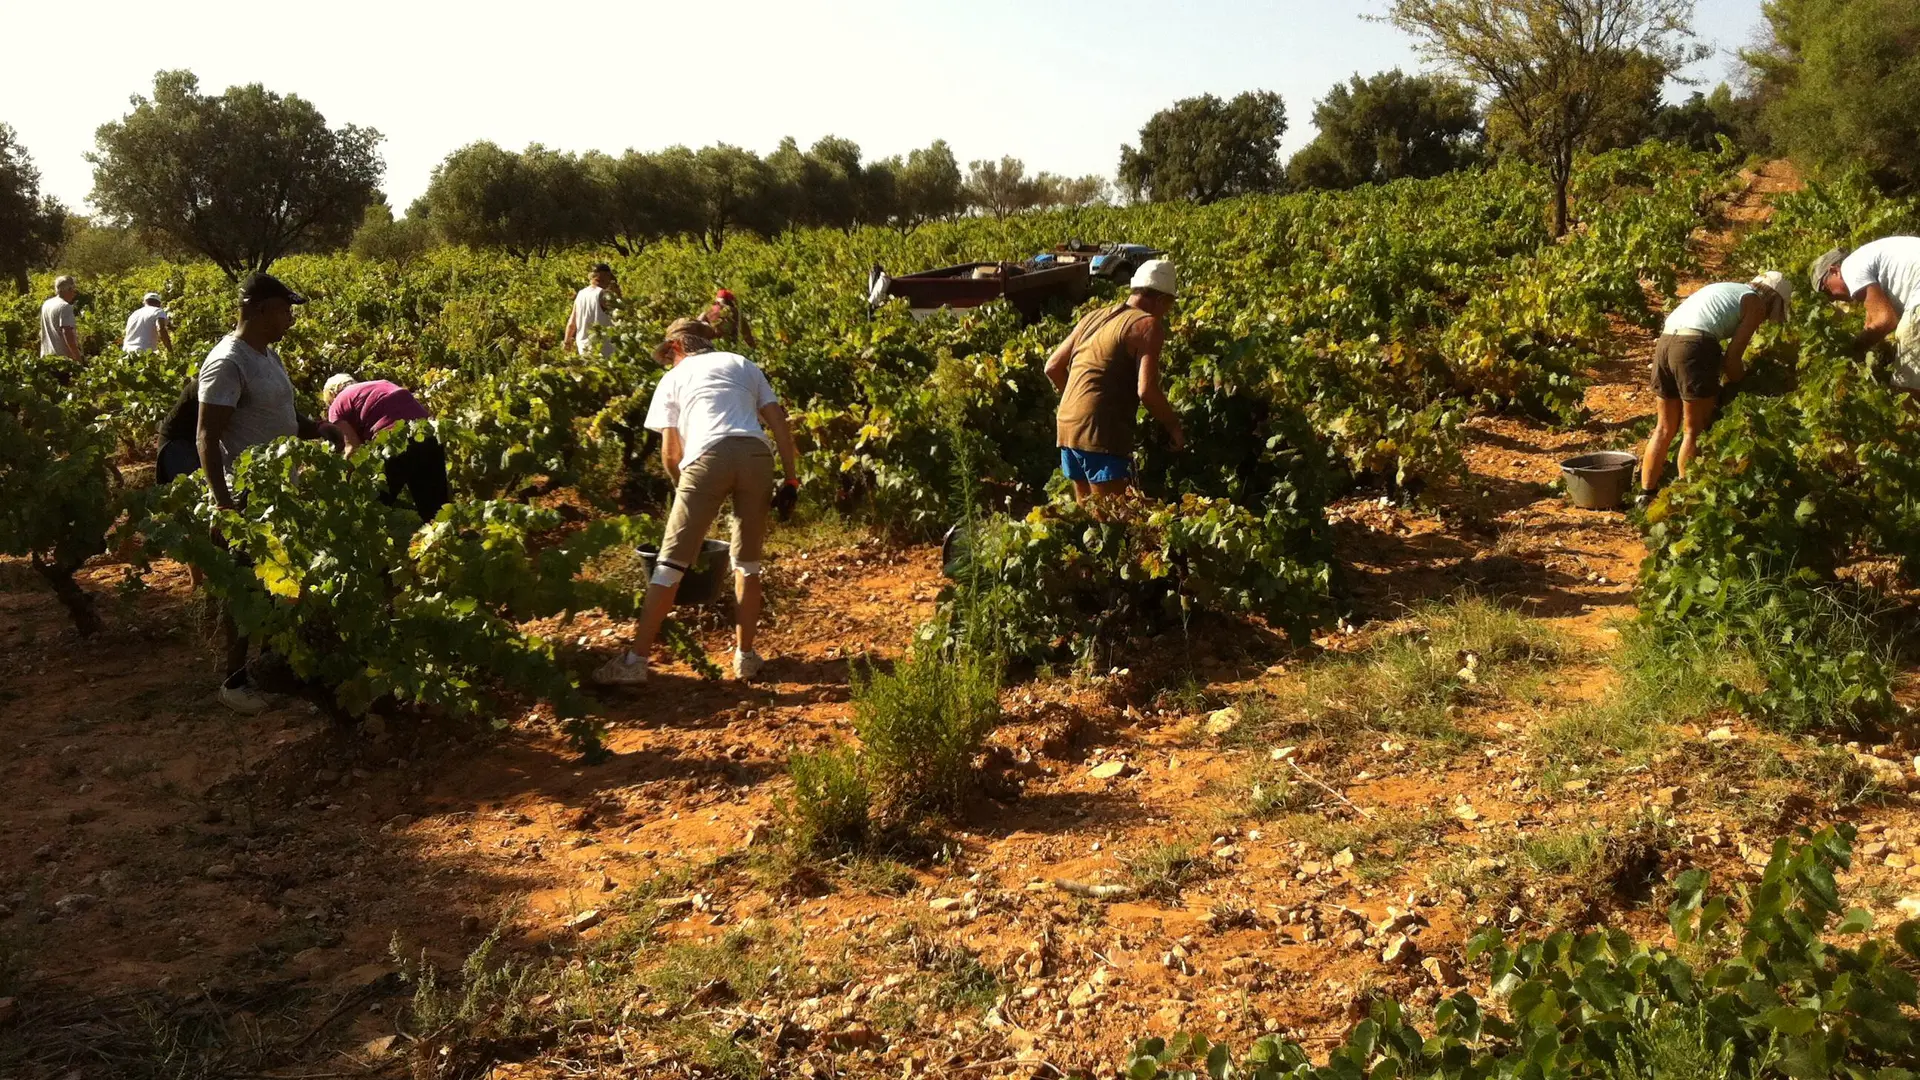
[1640, 271, 1793, 499]
[1045, 259, 1185, 501]
[321, 374, 449, 522]
[1810, 238, 1920, 385]
[595, 319, 800, 686]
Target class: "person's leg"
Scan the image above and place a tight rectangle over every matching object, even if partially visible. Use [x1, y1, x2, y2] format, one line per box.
[1676, 397, 1718, 479]
[1085, 450, 1134, 500]
[624, 455, 726, 660]
[404, 437, 451, 521]
[727, 440, 777, 660]
[1642, 398, 1681, 491]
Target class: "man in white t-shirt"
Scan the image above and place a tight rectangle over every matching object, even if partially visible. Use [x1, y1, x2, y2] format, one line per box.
[595, 319, 801, 686]
[563, 262, 619, 358]
[1811, 237, 1920, 389]
[39, 275, 81, 361]
[198, 272, 341, 714]
[123, 292, 174, 353]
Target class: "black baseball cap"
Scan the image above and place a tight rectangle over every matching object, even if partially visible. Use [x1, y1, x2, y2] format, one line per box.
[239, 271, 307, 305]
[591, 261, 614, 275]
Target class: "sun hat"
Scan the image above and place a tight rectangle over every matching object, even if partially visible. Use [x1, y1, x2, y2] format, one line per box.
[1750, 271, 1794, 322]
[321, 373, 357, 406]
[1809, 248, 1848, 295]
[143, 291, 163, 304]
[1130, 259, 1177, 297]
[653, 317, 717, 362]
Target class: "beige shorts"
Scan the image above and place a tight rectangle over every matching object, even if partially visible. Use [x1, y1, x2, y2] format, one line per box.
[659, 436, 775, 575]
[1892, 308, 1920, 390]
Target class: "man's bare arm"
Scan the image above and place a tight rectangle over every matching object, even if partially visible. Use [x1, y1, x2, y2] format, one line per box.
[198, 403, 237, 509]
[1132, 319, 1183, 449]
[563, 310, 578, 351]
[661, 428, 685, 484]
[62, 325, 82, 360]
[1857, 283, 1901, 354]
[158, 320, 173, 353]
[1044, 316, 1088, 393]
[759, 403, 800, 481]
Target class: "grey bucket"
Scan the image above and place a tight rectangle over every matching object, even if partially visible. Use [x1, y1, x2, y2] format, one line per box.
[638, 538, 731, 604]
[1560, 452, 1639, 510]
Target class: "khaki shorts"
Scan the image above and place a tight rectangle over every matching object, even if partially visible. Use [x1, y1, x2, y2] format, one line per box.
[1891, 308, 1920, 390]
[659, 436, 775, 573]
[1651, 333, 1724, 402]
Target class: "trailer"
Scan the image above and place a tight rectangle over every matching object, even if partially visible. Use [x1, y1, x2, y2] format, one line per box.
[868, 259, 1091, 323]
[1045, 241, 1165, 282]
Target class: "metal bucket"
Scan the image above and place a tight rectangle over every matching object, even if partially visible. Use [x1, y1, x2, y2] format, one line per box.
[1560, 452, 1639, 510]
[637, 539, 731, 604]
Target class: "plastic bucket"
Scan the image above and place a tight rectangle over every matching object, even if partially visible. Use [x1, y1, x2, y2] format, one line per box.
[1560, 452, 1639, 510]
[638, 539, 731, 604]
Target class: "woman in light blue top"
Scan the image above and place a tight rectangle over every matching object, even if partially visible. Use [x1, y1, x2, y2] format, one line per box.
[1640, 271, 1793, 501]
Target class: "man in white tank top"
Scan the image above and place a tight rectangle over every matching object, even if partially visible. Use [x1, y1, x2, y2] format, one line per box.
[563, 262, 619, 358]
[1640, 271, 1793, 500]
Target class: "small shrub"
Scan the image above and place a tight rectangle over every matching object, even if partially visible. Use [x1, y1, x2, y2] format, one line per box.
[780, 745, 871, 855]
[852, 641, 1002, 813]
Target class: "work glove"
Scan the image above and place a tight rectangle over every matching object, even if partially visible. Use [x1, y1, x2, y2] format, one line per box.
[771, 478, 799, 521]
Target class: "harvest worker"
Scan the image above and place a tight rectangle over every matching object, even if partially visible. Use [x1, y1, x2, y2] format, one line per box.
[700, 288, 756, 348]
[1639, 271, 1794, 496]
[1810, 237, 1920, 387]
[1045, 258, 1185, 500]
[564, 262, 619, 358]
[594, 319, 800, 686]
[198, 272, 340, 714]
[321, 374, 449, 521]
[39, 275, 81, 362]
[122, 292, 174, 354]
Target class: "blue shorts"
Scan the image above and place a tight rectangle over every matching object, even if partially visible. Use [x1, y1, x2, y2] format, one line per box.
[1060, 447, 1132, 485]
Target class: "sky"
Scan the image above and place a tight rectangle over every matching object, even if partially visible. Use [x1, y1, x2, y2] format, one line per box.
[3, 0, 1771, 214]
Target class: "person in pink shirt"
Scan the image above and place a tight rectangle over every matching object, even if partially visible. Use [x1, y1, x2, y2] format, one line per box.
[321, 374, 448, 521]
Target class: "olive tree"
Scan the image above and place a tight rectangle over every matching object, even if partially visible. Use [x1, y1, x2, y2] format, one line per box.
[1387, 0, 1704, 235]
[0, 124, 66, 293]
[89, 70, 383, 278]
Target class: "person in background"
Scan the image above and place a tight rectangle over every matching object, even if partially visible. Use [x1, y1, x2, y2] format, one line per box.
[40, 275, 82, 362]
[320, 373, 449, 521]
[701, 288, 756, 348]
[1639, 271, 1794, 499]
[564, 262, 619, 357]
[123, 292, 174, 354]
[1810, 237, 1920, 388]
[595, 319, 800, 686]
[197, 272, 339, 714]
[156, 376, 200, 484]
[1045, 258, 1185, 501]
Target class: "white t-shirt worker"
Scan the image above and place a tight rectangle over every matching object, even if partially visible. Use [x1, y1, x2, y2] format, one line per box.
[595, 319, 801, 688]
[1812, 237, 1920, 388]
[565, 262, 618, 357]
[124, 294, 174, 353]
[40, 280, 79, 359]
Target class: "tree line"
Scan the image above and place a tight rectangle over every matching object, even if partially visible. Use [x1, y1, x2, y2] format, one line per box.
[3, 0, 1916, 283]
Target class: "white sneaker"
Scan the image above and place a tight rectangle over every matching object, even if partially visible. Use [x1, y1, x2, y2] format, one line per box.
[219, 672, 270, 715]
[594, 651, 649, 686]
[733, 649, 765, 681]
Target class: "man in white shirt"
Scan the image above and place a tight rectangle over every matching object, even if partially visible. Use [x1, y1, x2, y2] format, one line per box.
[123, 292, 174, 354]
[198, 272, 340, 714]
[39, 275, 81, 361]
[563, 262, 619, 358]
[1811, 237, 1920, 389]
[596, 319, 801, 686]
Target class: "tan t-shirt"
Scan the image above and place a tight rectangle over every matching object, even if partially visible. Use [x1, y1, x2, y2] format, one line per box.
[1056, 304, 1153, 456]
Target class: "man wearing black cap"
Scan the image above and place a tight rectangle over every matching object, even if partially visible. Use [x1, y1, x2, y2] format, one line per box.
[564, 262, 619, 358]
[196, 271, 338, 713]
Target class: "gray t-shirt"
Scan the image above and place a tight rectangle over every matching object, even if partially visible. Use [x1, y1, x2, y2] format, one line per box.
[197, 334, 298, 473]
[39, 296, 77, 357]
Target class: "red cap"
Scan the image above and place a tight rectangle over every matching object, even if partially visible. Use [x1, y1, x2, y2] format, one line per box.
[715, 288, 734, 302]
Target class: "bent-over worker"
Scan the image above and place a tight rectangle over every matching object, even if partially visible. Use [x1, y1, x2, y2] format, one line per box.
[1045, 258, 1185, 501]
[595, 319, 800, 686]
[701, 288, 756, 348]
[1640, 271, 1794, 497]
[321, 374, 450, 522]
[123, 292, 174, 354]
[1810, 237, 1920, 387]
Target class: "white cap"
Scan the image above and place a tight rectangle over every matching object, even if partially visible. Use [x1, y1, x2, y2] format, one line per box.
[321, 373, 357, 405]
[1130, 258, 1177, 297]
[143, 291, 163, 304]
[1751, 271, 1794, 322]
